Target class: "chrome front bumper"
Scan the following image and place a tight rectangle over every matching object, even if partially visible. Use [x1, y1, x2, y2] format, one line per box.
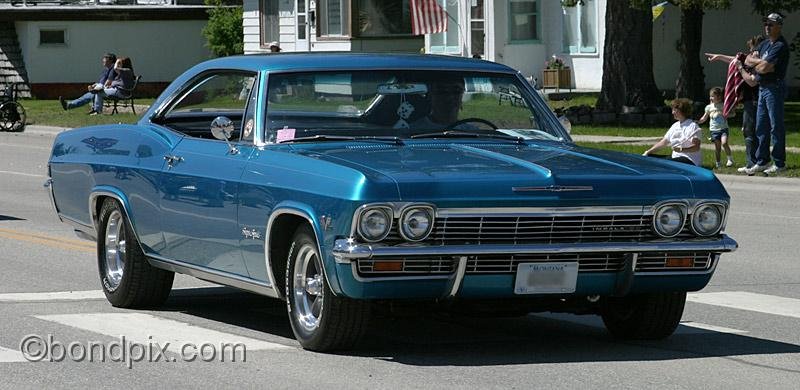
[332, 235, 738, 262]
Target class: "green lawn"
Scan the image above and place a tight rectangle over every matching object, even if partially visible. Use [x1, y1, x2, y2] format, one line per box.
[19, 98, 153, 128]
[576, 141, 800, 177]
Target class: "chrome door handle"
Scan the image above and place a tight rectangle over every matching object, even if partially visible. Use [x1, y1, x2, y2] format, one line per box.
[163, 154, 184, 169]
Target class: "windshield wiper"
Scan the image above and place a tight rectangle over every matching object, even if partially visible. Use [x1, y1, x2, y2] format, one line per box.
[279, 134, 404, 145]
[410, 130, 525, 144]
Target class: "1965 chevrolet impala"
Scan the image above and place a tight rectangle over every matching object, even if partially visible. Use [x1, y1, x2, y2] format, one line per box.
[46, 53, 737, 351]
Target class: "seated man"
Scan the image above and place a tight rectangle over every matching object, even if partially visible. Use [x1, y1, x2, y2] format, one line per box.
[59, 53, 116, 115]
[60, 56, 135, 116]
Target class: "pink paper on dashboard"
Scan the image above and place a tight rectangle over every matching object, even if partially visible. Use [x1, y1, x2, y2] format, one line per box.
[276, 128, 296, 143]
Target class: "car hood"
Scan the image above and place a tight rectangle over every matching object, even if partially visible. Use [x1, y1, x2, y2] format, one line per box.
[288, 141, 719, 203]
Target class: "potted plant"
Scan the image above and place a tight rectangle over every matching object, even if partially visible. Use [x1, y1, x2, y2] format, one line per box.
[542, 55, 571, 90]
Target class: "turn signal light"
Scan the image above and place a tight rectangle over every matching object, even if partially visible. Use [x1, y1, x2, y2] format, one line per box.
[665, 257, 694, 268]
[373, 261, 403, 272]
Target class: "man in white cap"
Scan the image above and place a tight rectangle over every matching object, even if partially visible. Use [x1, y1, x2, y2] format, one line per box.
[744, 12, 789, 175]
[269, 41, 282, 53]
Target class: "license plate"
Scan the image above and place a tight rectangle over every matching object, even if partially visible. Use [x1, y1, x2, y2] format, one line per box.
[514, 262, 578, 294]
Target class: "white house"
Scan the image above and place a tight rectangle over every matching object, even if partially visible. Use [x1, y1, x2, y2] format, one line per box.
[1, 1, 214, 99]
[244, 0, 800, 92]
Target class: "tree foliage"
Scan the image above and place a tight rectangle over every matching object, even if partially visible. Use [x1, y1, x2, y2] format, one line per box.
[202, 0, 244, 58]
[751, 0, 800, 13]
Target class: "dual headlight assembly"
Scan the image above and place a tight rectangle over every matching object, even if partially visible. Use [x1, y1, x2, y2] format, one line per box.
[356, 205, 434, 242]
[652, 202, 726, 238]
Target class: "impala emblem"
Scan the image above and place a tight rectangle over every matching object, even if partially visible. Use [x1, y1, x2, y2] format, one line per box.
[241, 227, 262, 240]
[512, 185, 594, 193]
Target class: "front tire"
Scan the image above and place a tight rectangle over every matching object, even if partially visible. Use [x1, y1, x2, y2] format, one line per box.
[97, 198, 174, 308]
[601, 292, 686, 340]
[285, 225, 369, 351]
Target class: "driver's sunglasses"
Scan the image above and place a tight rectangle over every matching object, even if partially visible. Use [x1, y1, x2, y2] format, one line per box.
[764, 22, 775, 27]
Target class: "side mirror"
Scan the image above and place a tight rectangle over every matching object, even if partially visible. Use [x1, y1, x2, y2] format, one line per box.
[210, 116, 239, 155]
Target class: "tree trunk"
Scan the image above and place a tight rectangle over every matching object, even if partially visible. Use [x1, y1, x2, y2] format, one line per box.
[675, 6, 706, 102]
[597, 2, 662, 112]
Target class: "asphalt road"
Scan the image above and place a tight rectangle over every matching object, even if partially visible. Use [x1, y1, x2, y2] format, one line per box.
[1, 128, 799, 389]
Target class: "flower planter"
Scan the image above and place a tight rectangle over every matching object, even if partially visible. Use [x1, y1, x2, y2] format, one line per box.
[542, 68, 571, 91]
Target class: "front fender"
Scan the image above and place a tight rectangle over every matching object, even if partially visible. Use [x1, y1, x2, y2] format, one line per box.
[266, 201, 344, 297]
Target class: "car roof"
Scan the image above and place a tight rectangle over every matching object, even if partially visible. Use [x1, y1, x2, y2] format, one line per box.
[195, 53, 517, 74]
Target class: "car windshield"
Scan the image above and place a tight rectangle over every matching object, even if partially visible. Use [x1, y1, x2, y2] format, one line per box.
[265, 70, 567, 143]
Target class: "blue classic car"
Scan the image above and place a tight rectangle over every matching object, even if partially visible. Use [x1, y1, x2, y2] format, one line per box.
[46, 53, 737, 351]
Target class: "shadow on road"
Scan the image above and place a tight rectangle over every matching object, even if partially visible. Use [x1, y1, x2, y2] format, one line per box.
[158, 287, 800, 369]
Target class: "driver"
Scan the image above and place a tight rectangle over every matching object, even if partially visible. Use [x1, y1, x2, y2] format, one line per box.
[411, 76, 466, 130]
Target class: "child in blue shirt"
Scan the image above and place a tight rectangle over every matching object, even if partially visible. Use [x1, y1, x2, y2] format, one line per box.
[698, 87, 734, 168]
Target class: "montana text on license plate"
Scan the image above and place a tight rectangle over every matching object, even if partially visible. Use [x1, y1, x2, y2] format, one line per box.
[514, 262, 578, 294]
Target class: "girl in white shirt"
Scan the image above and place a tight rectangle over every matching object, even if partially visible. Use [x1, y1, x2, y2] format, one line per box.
[643, 98, 702, 166]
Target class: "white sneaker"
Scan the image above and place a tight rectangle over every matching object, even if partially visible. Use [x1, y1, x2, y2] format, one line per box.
[737, 166, 748, 173]
[763, 165, 785, 174]
[726, 159, 735, 167]
[745, 164, 770, 175]
[714, 161, 721, 169]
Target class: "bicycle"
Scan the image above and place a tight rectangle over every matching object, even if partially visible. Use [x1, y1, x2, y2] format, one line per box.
[0, 83, 27, 132]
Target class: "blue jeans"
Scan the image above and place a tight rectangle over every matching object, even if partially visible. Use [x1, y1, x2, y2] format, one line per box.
[754, 82, 786, 168]
[741, 98, 758, 168]
[67, 88, 124, 112]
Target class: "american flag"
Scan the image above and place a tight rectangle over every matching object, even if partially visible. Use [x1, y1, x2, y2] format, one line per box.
[410, 0, 448, 36]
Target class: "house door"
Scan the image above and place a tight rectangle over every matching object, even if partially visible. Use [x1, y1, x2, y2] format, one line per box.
[296, 0, 310, 51]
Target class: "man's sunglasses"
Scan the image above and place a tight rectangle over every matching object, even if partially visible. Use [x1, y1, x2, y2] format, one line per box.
[764, 22, 776, 27]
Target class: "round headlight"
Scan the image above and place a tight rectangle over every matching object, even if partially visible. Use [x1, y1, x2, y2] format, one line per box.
[692, 204, 723, 236]
[358, 208, 392, 242]
[653, 205, 686, 237]
[400, 207, 434, 241]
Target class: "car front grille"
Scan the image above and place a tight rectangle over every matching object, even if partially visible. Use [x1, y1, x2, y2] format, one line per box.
[355, 252, 715, 277]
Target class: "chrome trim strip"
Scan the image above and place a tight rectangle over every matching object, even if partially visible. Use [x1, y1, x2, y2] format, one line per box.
[147, 254, 278, 298]
[436, 206, 647, 217]
[447, 256, 468, 297]
[512, 185, 593, 192]
[332, 235, 738, 260]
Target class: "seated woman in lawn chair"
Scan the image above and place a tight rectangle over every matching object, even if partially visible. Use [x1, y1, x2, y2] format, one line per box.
[60, 57, 135, 116]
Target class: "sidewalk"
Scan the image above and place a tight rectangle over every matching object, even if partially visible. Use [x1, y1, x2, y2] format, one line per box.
[571, 134, 800, 153]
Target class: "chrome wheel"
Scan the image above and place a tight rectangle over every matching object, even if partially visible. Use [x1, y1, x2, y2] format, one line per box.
[103, 210, 126, 291]
[292, 243, 324, 333]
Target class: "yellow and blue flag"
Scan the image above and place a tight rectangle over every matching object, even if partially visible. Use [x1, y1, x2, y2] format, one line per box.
[652, 1, 668, 21]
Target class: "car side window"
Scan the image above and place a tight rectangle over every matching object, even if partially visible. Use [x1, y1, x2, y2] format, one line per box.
[160, 72, 256, 140]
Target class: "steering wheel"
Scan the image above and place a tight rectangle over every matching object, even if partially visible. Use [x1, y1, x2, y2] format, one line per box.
[444, 117, 498, 130]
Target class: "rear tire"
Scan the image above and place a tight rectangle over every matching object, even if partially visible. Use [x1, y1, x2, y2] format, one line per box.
[601, 292, 686, 340]
[97, 198, 174, 308]
[285, 225, 369, 351]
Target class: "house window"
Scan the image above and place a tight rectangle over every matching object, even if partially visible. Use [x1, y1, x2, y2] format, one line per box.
[471, 0, 485, 58]
[508, 0, 539, 43]
[39, 29, 66, 46]
[319, 0, 348, 36]
[429, 0, 459, 54]
[562, 0, 597, 54]
[355, 0, 412, 37]
[260, 0, 279, 48]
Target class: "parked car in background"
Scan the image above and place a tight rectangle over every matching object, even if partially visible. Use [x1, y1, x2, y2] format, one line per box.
[46, 53, 738, 351]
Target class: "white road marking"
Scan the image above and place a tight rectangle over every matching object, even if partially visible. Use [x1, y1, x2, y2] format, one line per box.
[687, 291, 800, 319]
[0, 287, 226, 303]
[0, 346, 27, 363]
[678, 321, 748, 334]
[0, 290, 106, 303]
[35, 313, 292, 351]
[0, 170, 46, 178]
